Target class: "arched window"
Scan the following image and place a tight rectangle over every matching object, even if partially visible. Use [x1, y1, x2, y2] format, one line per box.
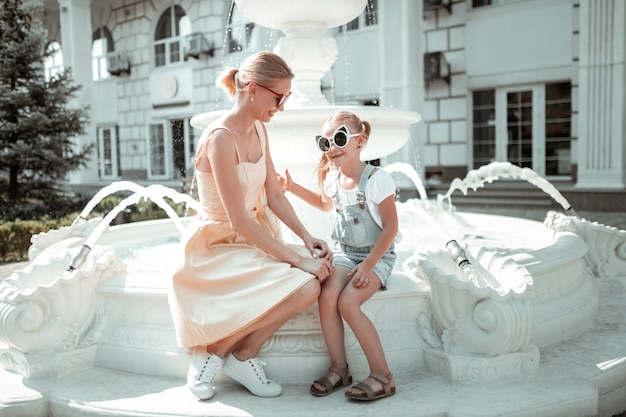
[226, 2, 254, 53]
[44, 41, 64, 81]
[92, 26, 114, 81]
[154, 5, 190, 67]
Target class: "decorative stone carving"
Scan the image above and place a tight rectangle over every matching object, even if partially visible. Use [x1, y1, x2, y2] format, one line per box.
[406, 245, 539, 383]
[544, 211, 626, 293]
[0, 220, 124, 378]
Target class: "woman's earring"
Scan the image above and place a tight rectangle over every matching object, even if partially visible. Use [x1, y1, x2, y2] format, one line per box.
[251, 97, 254, 102]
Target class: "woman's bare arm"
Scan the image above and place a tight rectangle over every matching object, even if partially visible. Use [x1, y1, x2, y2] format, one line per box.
[206, 128, 332, 276]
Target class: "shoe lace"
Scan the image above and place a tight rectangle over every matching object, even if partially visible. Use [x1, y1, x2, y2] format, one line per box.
[248, 358, 271, 384]
[198, 356, 221, 384]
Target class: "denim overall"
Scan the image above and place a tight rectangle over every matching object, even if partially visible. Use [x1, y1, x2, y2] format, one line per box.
[330, 164, 396, 287]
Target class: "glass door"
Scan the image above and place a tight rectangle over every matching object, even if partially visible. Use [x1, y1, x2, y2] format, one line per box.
[498, 87, 541, 171]
[171, 118, 195, 179]
[148, 121, 170, 179]
[472, 83, 572, 178]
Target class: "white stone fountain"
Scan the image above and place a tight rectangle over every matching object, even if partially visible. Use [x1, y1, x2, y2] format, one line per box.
[1, 1, 625, 416]
[193, 0, 420, 240]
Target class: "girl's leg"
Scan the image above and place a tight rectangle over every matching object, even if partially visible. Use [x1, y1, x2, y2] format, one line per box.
[338, 276, 394, 395]
[311, 266, 352, 393]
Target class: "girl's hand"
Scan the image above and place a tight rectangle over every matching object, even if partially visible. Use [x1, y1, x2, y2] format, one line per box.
[276, 169, 293, 192]
[348, 262, 376, 289]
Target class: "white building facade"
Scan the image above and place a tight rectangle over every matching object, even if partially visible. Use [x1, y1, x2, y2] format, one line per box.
[33, 0, 626, 200]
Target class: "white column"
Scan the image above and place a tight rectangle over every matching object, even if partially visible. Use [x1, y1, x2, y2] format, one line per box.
[576, 0, 626, 189]
[57, 0, 97, 184]
[379, 0, 426, 185]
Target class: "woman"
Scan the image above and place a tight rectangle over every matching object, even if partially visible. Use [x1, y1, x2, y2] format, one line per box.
[168, 51, 334, 401]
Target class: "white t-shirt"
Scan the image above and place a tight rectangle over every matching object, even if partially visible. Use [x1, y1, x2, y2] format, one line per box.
[323, 167, 396, 229]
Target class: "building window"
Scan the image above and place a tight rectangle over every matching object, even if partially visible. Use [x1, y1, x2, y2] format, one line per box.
[154, 6, 191, 67]
[98, 126, 120, 178]
[226, 1, 254, 53]
[148, 119, 196, 180]
[171, 119, 196, 179]
[148, 122, 168, 178]
[92, 27, 114, 81]
[506, 89, 533, 169]
[471, 82, 572, 177]
[44, 41, 63, 81]
[472, 90, 496, 169]
[545, 82, 572, 176]
[339, 0, 378, 32]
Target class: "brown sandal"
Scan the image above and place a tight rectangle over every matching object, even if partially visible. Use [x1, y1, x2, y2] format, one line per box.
[310, 365, 352, 397]
[345, 372, 395, 401]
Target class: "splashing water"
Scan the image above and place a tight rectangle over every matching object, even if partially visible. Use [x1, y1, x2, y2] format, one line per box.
[396, 198, 489, 287]
[73, 181, 147, 224]
[67, 183, 202, 271]
[437, 161, 575, 214]
[382, 162, 481, 283]
[83, 184, 202, 247]
[383, 162, 428, 201]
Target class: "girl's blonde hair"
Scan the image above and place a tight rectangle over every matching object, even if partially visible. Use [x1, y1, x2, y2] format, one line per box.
[315, 111, 372, 188]
[216, 51, 294, 98]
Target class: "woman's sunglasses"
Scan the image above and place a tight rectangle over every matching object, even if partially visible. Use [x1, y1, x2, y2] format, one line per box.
[257, 83, 291, 108]
[316, 125, 361, 153]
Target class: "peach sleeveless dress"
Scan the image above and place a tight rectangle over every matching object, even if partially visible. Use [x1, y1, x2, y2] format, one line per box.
[168, 121, 315, 348]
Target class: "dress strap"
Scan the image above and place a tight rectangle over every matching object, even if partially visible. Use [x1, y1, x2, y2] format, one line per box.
[195, 127, 243, 167]
[253, 120, 267, 152]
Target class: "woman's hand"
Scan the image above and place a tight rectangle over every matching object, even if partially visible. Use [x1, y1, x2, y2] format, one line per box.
[304, 236, 333, 263]
[298, 257, 334, 282]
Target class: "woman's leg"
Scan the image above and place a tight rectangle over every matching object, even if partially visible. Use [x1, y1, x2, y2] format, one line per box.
[208, 279, 321, 359]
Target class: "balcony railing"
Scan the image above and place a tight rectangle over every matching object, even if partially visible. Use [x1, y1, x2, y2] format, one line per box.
[424, 0, 452, 14]
[106, 52, 131, 76]
[424, 51, 450, 85]
[183, 32, 215, 59]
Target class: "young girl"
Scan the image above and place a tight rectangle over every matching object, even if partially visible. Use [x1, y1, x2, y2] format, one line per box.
[278, 110, 398, 401]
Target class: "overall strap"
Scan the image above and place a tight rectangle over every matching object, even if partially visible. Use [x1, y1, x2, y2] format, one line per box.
[355, 164, 377, 209]
[358, 164, 377, 193]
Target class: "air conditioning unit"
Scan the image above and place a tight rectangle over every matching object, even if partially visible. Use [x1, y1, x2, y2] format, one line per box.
[107, 52, 131, 76]
[183, 32, 215, 59]
[424, 0, 452, 14]
[424, 51, 450, 85]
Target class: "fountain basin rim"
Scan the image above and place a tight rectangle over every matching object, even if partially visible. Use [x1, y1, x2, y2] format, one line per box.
[190, 105, 421, 130]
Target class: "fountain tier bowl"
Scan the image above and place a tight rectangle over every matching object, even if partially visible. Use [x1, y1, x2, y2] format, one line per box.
[12, 206, 592, 384]
[235, 0, 367, 36]
[190, 106, 422, 167]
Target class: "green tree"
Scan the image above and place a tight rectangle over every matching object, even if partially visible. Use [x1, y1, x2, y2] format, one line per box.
[0, 0, 92, 208]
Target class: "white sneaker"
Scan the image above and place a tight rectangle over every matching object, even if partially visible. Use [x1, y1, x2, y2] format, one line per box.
[187, 349, 223, 400]
[223, 353, 282, 397]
